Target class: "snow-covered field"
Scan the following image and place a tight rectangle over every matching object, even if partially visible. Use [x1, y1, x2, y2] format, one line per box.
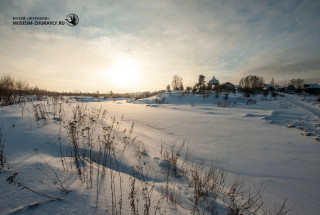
[0, 92, 319, 214]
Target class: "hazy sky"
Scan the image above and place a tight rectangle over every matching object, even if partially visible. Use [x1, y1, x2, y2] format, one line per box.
[0, 0, 319, 92]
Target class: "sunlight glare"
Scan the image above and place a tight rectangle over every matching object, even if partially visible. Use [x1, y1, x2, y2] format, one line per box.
[107, 57, 141, 88]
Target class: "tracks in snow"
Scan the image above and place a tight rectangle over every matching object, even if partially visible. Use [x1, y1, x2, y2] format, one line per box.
[287, 96, 320, 119]
[125, 118, 180, 138]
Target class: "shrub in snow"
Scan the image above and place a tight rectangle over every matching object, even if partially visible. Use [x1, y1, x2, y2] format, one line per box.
[135, 142, 148, 159]
[246, 99, 256, 105]
[155, 97, 166, 104]
[161, 142, 185, 177]
[218, 101, 229, 107]
[0, 125, 6, 173]
[271, 92, 278, 97]
[225, 175, 263, 215]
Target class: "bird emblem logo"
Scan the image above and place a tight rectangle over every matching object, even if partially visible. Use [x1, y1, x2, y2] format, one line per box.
[65, 14, 79, 27]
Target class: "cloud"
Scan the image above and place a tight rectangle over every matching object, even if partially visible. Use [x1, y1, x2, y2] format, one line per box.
[242, 56, 320, 81]
[1, 0, 320, 92]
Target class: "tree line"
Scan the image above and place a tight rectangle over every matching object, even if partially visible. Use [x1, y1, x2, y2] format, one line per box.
[167, 74, 306, 97]
[0, 74, 163, 106]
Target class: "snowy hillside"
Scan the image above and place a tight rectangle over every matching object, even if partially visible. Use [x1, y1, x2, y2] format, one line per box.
[0, 93, 320, 214]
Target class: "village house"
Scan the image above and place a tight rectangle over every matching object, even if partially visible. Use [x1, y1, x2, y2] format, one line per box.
[304, 84, 320, 95]
[264, 84, 274, 91]
[278, 85, 296, 93]
[220, 82, 235, 91]
[207, 76, 219, 90]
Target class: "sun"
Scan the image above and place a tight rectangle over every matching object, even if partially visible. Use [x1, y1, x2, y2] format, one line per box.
[107, 57, 141, 88]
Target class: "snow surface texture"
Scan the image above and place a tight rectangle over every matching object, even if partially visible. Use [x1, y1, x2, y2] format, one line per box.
[0, 92, 319, 215]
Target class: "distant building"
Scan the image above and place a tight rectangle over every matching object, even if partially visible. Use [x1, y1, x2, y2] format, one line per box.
[208, 76, 219, 89]
[263, 84, 274, 91]
[278, 85, 296, 93]
[286, 85, 296, 93]
[304, 84, 320, 95]
[220, 82, 235, 91]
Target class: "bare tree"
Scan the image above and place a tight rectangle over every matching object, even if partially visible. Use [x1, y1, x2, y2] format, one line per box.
[172, 75, 183, 90]
[289, 78, 304, 89]
[239, 75, 265, 96]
